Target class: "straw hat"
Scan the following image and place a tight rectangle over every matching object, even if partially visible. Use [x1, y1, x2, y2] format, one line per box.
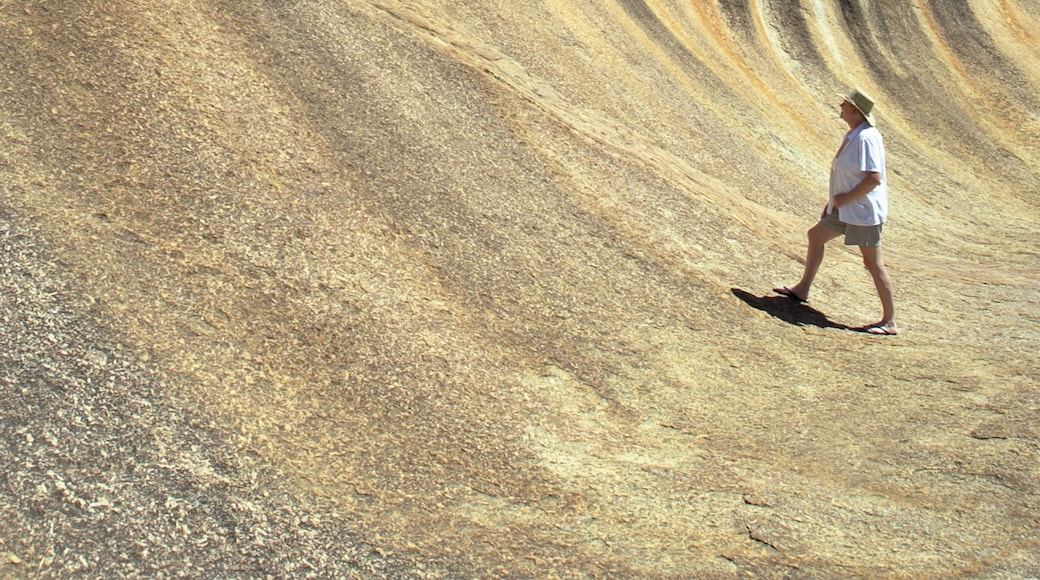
[841, 89, 876, 126]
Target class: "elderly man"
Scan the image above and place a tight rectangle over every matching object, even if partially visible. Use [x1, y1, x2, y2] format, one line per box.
[774, 89, 897, 336]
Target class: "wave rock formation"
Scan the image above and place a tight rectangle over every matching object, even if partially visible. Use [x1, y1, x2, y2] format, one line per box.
[2, 0, 1038, 576]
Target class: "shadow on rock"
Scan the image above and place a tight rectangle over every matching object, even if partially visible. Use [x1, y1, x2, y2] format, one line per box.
[731, 288, 852, 331]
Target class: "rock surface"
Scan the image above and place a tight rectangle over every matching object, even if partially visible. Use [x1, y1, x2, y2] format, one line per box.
[1, 0, 1038, 577]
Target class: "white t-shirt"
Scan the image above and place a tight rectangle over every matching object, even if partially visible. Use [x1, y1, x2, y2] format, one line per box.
[828, 123, 888, 226]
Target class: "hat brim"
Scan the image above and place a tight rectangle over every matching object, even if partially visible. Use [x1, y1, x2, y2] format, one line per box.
[838, 93, 876, 126]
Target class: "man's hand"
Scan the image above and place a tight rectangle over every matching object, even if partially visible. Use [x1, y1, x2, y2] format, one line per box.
[834, 171, 882, 209]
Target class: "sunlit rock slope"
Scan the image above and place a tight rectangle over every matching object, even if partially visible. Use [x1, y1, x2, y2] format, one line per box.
[2, 0, 1038, 576]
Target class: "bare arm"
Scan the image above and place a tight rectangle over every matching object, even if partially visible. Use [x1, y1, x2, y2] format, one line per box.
[833, 171, 882, 209]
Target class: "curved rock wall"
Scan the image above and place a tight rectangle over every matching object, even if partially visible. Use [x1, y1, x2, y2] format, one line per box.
[1, 0, 1038, 576]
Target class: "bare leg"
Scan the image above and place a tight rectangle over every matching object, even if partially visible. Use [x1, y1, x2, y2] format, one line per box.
[785, 222, 842, 301]
[859, 245, 897, 333]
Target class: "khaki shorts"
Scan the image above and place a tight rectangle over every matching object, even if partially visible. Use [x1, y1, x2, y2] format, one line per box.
[822, 210, 883, 247]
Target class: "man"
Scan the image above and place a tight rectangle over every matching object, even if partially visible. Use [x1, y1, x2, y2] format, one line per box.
[774, 89, 897, 335]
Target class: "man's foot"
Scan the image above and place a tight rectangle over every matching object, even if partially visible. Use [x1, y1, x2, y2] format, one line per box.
[863, 323, 898, 336]
[773, 286, 808, 303]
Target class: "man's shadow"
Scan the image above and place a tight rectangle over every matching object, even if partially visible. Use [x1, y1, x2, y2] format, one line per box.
[731, 288, 853, 331]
